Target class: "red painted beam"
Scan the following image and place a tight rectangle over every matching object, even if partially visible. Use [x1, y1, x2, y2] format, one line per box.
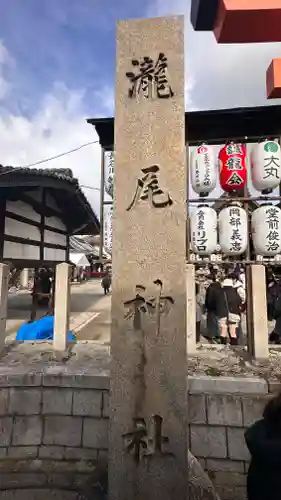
[214, 0, 281, 43]
[266, 59, 281, 99]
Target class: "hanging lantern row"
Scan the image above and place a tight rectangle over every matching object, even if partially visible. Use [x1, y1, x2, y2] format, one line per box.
[190, 140, 281, 195]
[190, 204, 281, 257]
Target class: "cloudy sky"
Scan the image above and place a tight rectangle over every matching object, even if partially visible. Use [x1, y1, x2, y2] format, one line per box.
[1, 0, 281, 216]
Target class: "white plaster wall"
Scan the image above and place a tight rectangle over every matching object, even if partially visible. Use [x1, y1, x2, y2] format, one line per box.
[44, 230, 67, 246]
[3, 242, 39, 260]
[45, 216, 66, 231]
[6, 201, 40, 223]
[44, 247, 66, 261]
[5, 218, 40, 241]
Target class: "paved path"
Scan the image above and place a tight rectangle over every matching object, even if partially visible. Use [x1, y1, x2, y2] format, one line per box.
[5, 280, 111, 343]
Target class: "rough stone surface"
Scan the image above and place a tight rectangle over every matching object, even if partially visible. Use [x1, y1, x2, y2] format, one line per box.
[12, 416, 42, 446]
[43, 389, 73, 415]
[190, 426, 227, 459]
[0, 418, 13, 446]
[9, 388, 41, 415]
[43, 416, 82, 447]
[227, 428, 250, 461]
[110, 15, 187, 500]
[0, 490, 78, 500]
[207, 395, 243, 427]
[83, 418, 108, 449]
[72, 389, 102, 417]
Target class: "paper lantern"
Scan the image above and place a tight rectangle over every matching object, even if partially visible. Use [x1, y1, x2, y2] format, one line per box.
[219, 205, 248, 255]
[251, 140, 281, 193]
[104, 151, 114, 198]
[190, 206, 217, 255]
[218, 143, 247, 192]
[252, 205, 281, 256]
[190, 144, 216, 196]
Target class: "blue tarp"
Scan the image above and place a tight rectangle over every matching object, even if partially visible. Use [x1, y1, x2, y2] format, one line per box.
[16, 315, 76, 342]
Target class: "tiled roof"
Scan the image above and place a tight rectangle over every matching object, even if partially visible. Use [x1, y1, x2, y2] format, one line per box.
[0, 165, 100, 235]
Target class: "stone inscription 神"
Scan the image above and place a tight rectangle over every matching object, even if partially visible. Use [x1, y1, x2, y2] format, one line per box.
[126, 53, 174, 99]
[124, 280, 174, 334]
[123, 415, 174, 464]
[126, 165, 173, 211]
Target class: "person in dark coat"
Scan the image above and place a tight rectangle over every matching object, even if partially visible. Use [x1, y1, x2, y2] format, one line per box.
[245, 393, 281, 500]
[101, 273, 111, 295]
[215, 271, 242, 345]
[204, 273, 221, 343]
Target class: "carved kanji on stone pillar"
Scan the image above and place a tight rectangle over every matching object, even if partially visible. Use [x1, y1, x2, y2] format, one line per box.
[190, 0, 281, 98]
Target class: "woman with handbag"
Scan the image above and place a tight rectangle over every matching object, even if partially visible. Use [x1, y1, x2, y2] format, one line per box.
[215, 270, 243, 345]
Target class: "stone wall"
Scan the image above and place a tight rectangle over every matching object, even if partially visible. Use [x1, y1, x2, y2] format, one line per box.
[0, 371, 278, 499]
[0, 372, 109, 491]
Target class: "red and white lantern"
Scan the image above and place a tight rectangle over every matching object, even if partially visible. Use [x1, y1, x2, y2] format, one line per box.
[218, 142, 247, 192]
[190, 144, 216, 196]
[251, 140, 281, 194]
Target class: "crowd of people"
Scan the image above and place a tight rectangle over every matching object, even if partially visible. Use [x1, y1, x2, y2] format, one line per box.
[196, 264, 281, 345]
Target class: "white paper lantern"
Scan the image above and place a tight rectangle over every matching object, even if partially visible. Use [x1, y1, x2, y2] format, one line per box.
[252, 205, 281, 256]
[251, 140, 281, 193]
[190, 144, 216, 196]
[190, 206, 217, 255]
[219, 206, 248, 255]
[104, 151, 114, 198]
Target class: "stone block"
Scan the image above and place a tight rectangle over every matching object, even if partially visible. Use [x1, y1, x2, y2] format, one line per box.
[0, 373, 42, 387]
[188, 394, 206, 424]
[206, 458, 244, 473]
[12, 416, 42, 446]
[65, 447, 98, 460]
[268, 380, 281, 393]
[0, 389, 9, 415]
[39, 445, 65, 459]
[189, 376, 268, 394]
[227, 428, 250, 461]
[102, 391, 109, 418]
[9, 388, 41, 415]
[0, 447, 6, 457]
[83, 418, 109, 449]
[73, 389, 102, 417]
[212, 471, 246, 486]
[216, 485, 247, 500]
[0, 417, 13, 446]
[7, 446, 38, 458]
[43, 416, 82, 447]
[0, 473, 47, 489]
[207, 394, 242, 426]
[242, 396, 268, 427]
[43, 389, 73, 415]
[42, 373, 110, 390]
[190, 425, 227, 458]
[47, 473, 73, 489]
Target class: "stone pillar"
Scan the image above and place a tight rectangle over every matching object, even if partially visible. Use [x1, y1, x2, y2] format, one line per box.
[20, 268, 29, 289]
[109, 16, 187, 500]
[53, 263, 70, 351]
[187, 264, 196, 351]
[248, 264, 269, 360]
[0, 263, 9, 351]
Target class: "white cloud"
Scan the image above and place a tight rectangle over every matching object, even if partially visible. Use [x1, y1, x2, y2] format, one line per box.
[0, 47, 104, 218]
[148, 0, 281, 110]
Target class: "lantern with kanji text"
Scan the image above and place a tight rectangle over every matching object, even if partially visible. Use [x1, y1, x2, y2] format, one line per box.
[218, 205, 248, 255]
[251, 140, 281, 194]
[218, 142, 247, 192]
[190, 205, 217, 255]
[190, 144, 216, 196]
[252, 205, 281, 256]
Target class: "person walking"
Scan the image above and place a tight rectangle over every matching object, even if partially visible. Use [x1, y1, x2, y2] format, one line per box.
[101, 273, 111, 295]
